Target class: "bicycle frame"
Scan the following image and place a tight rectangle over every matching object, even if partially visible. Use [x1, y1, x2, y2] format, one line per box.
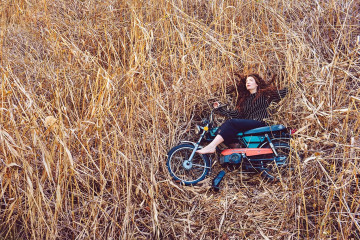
[185, 108, 287, 163]
[166, 106, 292, 187]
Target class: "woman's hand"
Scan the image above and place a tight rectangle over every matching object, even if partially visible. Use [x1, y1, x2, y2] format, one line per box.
[213, 101, 220, 109]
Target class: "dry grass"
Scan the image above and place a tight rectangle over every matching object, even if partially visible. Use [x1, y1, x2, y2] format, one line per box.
[0, 0, 359, 239]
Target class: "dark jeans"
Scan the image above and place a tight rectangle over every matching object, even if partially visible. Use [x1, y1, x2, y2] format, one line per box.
[216, 119, 266, 145]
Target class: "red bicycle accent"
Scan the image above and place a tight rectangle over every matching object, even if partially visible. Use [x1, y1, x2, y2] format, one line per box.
[290, 129, 297, 135]
[221, 148, 273, 157]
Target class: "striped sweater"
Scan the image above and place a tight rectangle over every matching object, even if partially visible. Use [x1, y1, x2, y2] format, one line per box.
[217, 88, 288, 122]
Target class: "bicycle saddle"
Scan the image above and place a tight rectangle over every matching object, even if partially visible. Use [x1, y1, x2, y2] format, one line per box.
[238, 125, 286, 136]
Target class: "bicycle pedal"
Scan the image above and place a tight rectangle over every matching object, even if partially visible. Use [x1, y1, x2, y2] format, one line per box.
[212, 170, 226, 191]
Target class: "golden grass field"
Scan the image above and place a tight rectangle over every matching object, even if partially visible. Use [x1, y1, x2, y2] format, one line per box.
[1, 0, 359, 239]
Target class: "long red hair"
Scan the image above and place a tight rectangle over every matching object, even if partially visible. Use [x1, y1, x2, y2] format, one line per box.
[230, 73, 278, 112]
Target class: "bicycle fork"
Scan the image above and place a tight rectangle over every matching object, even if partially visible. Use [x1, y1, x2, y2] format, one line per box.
[182, 126, 208, 168]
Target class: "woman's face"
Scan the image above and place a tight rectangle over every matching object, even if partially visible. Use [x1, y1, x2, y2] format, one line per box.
[246, 76, 258, 93]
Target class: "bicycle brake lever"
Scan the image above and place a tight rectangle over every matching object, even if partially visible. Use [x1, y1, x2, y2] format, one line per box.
[216, 104, 228, 109]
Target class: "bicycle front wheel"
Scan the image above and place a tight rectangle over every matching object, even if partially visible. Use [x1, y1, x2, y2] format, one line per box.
[167, 144, 211, 186]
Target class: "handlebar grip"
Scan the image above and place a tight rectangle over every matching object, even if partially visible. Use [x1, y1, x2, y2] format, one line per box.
[216, 104, 228, 109]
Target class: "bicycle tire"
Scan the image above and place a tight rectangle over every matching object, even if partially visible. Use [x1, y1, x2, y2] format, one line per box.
[167, 144, 211, 186]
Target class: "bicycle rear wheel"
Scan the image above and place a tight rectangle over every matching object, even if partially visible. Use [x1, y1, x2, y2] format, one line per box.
[259, 141, 295, 180]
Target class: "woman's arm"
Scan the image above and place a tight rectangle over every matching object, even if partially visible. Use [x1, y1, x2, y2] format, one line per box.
[268, 87, 288, 103]
[215, 107, 244, 119]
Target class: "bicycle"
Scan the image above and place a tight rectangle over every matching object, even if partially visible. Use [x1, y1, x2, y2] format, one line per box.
[166, 105, 295, 189]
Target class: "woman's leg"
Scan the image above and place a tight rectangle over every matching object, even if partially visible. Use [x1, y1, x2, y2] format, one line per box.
[196, 119, 265, 154]
[219, 119, 266, 145]
[196, 135, 224, 154]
